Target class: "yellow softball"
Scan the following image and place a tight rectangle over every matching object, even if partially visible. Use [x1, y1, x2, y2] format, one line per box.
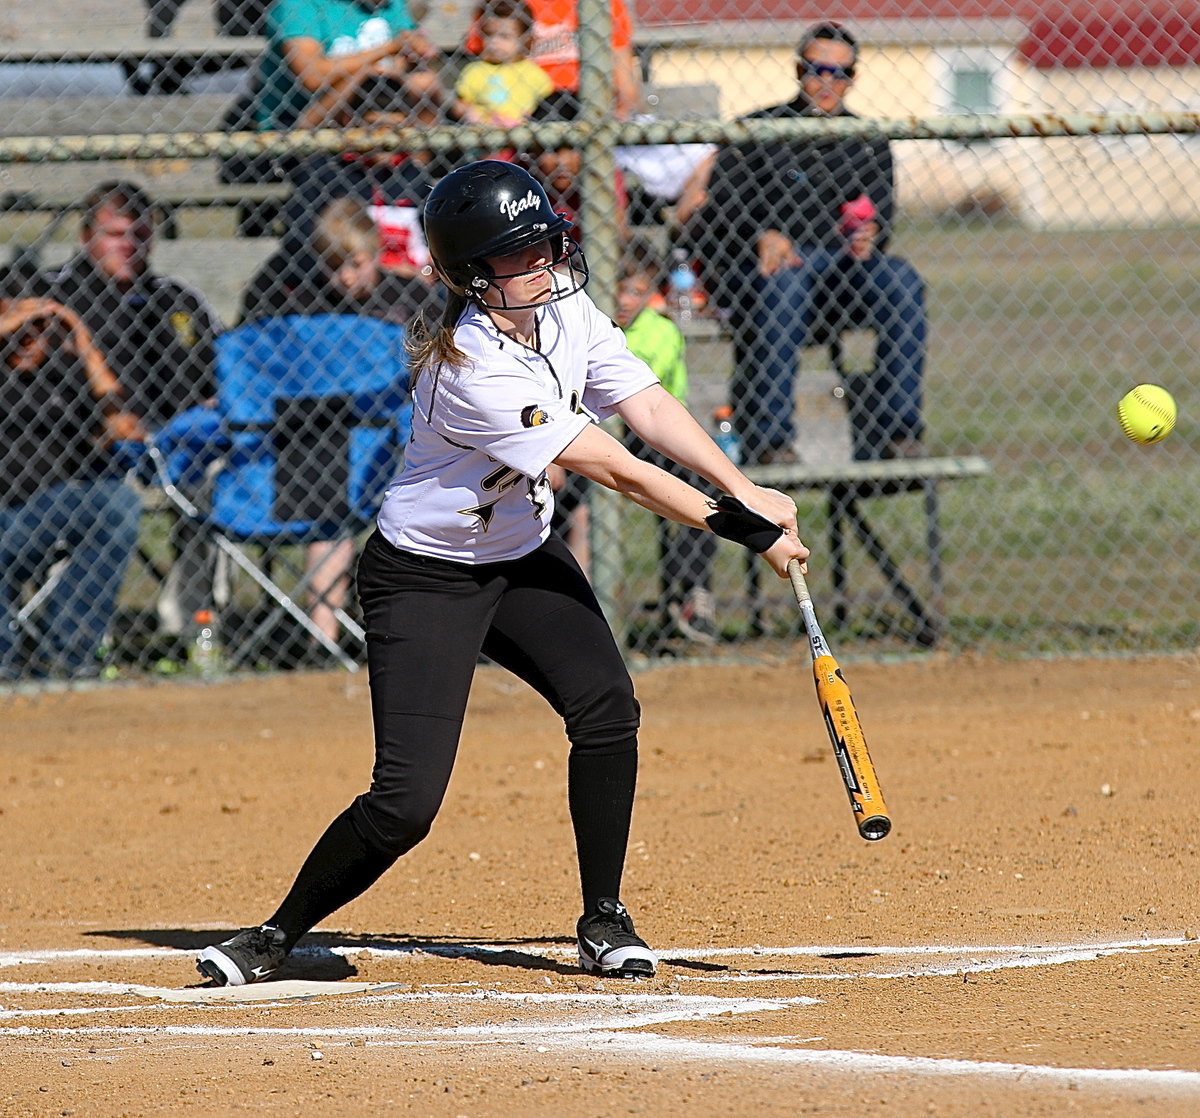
[1117, 384, 1176, 445]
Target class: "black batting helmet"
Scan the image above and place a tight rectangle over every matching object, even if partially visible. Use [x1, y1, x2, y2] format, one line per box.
[422, 160, 587, 306]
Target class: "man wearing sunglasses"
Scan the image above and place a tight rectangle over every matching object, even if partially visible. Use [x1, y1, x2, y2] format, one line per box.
[688, 22, 926, 465]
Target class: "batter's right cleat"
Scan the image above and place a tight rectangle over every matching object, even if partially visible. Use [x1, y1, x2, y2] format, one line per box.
[577, 897, 658, 978]
[196, 924, 289, 987]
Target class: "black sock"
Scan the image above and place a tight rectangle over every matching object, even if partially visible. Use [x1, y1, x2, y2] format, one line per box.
[268, 807, 397, 949]
[568, 741, 637, 914]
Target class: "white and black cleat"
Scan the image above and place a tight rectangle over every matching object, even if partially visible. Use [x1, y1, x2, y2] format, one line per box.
[576, 897, 658, 978]
[196, 924, 289, 986]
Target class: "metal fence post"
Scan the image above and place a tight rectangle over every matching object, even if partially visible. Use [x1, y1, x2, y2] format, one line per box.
[575, 0, 626, 642]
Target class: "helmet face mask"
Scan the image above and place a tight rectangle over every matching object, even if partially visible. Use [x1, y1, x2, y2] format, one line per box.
[423, 160, 589, 309]
[459, 233, 589, 311]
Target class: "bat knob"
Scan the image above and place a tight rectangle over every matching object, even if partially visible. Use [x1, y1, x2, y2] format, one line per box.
[859, 815, 892, 841]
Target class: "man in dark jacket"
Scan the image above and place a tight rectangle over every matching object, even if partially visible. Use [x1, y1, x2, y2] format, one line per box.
[42, 181, 224, 637]
[43, 181, 222, 432]
[689, 23, 926, 464]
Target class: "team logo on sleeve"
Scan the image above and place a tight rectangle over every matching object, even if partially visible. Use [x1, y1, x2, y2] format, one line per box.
[521, 405, 552, 428]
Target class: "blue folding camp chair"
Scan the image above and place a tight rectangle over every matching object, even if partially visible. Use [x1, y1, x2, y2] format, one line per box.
[149, 314, 412, 671]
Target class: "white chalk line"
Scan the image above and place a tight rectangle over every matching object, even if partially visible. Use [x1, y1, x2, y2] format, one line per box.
[671, 937, 1192, 958]
[0, 943, 1157, 1000]
[0, 992, 818, 1033]
[2, 934, 1187, 970]
[0, 987, 818, 1014]
[681, 944, 1164, 982]
[2, 1014, 1198, 1094]
[0, 947, 178, 967]
[1, 936, 1197, 1093]
[0, 993, 811, 1042]
[0, 937, 1184, 995]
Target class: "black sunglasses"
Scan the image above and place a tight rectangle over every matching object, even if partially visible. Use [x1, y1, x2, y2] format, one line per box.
[800, 60, 855, 82]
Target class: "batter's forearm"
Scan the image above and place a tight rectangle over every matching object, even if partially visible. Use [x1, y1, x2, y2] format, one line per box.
[621, 389, 756, 501]
[577, 453, 713, 530]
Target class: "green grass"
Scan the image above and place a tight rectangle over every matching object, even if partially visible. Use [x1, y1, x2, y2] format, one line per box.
[615, 219, 1200, 659]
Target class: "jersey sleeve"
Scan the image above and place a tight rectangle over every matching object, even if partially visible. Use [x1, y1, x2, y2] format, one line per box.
[578, 296, 660, 419]
[432, 360, 591, 479]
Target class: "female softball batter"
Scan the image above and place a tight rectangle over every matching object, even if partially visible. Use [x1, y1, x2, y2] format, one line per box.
[198, 161, 808, 986]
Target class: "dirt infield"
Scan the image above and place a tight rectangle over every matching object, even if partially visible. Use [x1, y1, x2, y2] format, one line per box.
[4, 653, 1200, 1116]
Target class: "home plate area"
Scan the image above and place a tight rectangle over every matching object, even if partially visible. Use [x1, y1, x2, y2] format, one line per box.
[3, 935, 1199, 1094]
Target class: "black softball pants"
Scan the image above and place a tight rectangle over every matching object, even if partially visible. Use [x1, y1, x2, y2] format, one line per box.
[268, 531, 641, 946]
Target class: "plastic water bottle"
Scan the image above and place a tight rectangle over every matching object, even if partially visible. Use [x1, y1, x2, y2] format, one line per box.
[188, 609, 224, 681]
[667, 248, 696, 324]
[712, 405, 741, 464]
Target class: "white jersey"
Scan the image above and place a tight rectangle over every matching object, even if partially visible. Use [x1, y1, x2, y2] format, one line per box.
[377, 286, 659, 563]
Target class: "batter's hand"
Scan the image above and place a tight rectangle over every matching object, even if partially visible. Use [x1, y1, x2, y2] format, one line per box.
[762, 529, 809, 578]
[745, 484, 798, 535]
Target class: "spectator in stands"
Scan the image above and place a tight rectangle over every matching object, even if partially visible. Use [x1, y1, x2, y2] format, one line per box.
[454, 0, 553, 127]
[42, 180, 223, 639]
[464, 0, 640, 119]
[242, 199, 413, 653]
[615, 251, 718, 643]
[0, 273, 145, 681]
[43, 181, 221, 431]
[243, 196, 436, 323]
[255, 0, 441, 132]
[525, 92, 629, 243]
[242, 98, 442, 325]
[686, 22, 926, 465]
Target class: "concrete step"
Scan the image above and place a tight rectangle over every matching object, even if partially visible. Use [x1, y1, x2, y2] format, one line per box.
[0, 1, 474, 49]
[0, 93, 238, 137]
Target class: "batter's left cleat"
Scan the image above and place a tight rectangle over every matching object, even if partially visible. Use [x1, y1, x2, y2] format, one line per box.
[577, 897, 658, 978]
[196, 924, 289, 986]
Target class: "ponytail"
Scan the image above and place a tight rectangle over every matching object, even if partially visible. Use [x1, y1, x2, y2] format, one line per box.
[407, 290, 471, 381]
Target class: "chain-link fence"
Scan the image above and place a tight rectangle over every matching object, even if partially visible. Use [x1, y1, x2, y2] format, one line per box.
[2, 1, 1198, 687]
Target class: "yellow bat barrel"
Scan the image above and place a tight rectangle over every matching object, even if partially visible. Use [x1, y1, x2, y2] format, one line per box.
[812, 655, 891, 840]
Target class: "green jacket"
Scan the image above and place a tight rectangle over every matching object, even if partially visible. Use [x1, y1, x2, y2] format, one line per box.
[621, 307, 688, 404]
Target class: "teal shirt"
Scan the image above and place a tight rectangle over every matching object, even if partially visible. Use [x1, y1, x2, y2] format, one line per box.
[256, 0, 418, 130]
[621, 307, 689, 404]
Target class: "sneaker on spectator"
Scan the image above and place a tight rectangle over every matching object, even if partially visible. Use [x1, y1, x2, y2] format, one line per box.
[669, 587, 718, 644]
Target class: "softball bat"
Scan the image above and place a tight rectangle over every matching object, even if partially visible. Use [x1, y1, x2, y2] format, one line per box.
[788, 559, 892, 841]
